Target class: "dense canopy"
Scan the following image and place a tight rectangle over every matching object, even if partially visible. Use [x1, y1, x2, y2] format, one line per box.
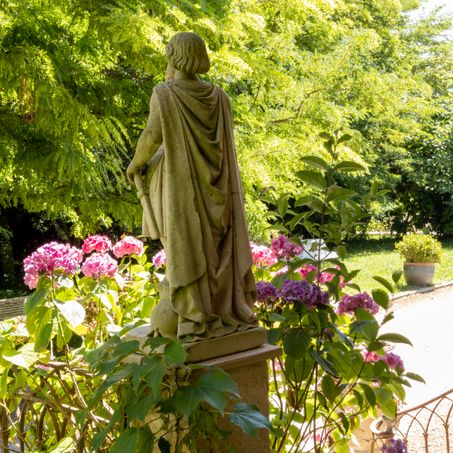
[0, 0, 452, 281]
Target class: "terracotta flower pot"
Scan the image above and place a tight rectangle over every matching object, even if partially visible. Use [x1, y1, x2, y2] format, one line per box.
[403, 262, 436, 286]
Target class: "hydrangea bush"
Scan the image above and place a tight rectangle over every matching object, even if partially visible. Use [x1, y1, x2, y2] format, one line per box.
[251, 133, 422, 452]
[2, 235, 268, 451]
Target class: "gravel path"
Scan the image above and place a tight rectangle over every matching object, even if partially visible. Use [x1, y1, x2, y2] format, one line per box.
[380, 284, 453, 452]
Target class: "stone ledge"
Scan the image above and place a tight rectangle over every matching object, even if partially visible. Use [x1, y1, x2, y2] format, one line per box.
[194, 343, 281, 370]
[391, 280, 453, 301]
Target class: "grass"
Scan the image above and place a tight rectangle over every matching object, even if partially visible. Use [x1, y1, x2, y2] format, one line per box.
[343, 237, 453, 293]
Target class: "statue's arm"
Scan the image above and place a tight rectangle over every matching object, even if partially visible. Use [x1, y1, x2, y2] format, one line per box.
[127, 92, 162, 182]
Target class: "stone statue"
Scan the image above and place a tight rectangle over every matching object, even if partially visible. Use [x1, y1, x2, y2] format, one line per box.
[127, 32, 257, 341]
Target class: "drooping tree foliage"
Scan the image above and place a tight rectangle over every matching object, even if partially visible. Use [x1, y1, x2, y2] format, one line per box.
[0, 0, 452, 290]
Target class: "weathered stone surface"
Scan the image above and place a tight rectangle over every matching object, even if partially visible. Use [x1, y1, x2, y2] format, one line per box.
[127, 32, 257, 340]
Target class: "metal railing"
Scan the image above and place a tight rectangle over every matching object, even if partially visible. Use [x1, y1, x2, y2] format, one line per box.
[372, 388, 453, 452]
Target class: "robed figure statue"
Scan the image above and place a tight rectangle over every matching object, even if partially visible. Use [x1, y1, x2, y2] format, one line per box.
[127, 32, 257, 340]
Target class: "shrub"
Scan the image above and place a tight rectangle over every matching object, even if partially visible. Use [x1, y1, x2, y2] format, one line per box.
[395, 233, 442, 263]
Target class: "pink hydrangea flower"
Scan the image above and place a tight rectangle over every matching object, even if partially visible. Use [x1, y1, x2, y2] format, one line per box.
[382, 352, 404, 370]
[23, 242, 83, 289]
[82, 235, 112, 254]
[81, 253, 118, 279]
[250, 242, 278, 267]
[271, 235, 303, 261]
[112, 236, 144, 258]
[299, 264, 336, 284]
[337, 292, 380, 315]
[362, 350, 379, 363]
[152, 249, 167, 267]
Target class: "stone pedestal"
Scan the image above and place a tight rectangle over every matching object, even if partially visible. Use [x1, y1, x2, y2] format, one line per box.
[193, 344, 281, 453]
[126, 325, 281, 452]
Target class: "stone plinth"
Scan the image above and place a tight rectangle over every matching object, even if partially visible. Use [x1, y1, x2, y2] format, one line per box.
[193, 344, 281, 453]
[125, 325, 281, 452]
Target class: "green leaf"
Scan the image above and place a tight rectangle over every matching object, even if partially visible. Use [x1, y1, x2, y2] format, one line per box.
[310, 351, 338, 377]
[371, 289, 389, 309]
[55, 300, 86, 327]
[164, 340, 185, 365]
[229, 403, 271, 437]
[378, 333, 413, 346]
[334, 161, 366, 172]
[337, 133, 352, 144]
[296, 170, 326, 190]
[392, 270, 403, 285]
[24, 281, 50, 314]
[381, 398, 397, 419]
[34, 307, 53, 351]
[335, 245, 346, 259]
[382, 312, 395, 324]
[111, 428, 153, 453]
[3, 343, 40, 369]
[195, 369, 239, 413]
[300, 155, 330, 171]
[321, 375, 337, 402]
[283, 329, 310, 359]
[326, 186, 356, 203]
[0, 368, 9, 398]
[405, 372, 426, 383]
[350, 320, 378, 340]
[48, 437, 75, 452]
[359, 383, 376, 406]
[267, 328, 281, 345]
[173, 386, 203, 417]
[128, 395, 157, 421]
[372, 276, 395, 293]
[92, 412, 121, 449]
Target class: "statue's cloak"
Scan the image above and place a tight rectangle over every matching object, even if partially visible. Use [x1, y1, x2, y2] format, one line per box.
[144, 79, 256, 339]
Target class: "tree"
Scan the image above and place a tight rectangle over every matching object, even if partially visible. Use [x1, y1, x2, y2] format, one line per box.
[1, 0, 452, 290]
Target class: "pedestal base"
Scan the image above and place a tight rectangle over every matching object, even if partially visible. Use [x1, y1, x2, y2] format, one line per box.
[127, 324, 268, 362]
[194, 344, 281, 453]
[125, 325, 281, 452]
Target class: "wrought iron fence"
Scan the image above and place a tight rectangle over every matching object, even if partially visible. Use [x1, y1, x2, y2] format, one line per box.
[371, 388, 453, 452]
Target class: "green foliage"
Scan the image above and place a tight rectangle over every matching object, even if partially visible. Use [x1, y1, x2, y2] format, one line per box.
[1, 241, 268, 451]
[1, 0, 452, 242]
[253, 144, 418, 451]
[395, 233, 443, 263]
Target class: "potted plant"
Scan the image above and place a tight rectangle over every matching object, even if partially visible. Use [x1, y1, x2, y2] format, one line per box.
[395, 233, 442, 286]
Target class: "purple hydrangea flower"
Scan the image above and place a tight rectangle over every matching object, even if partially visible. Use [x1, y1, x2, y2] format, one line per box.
[309, 285, 330, 308]
[337, 292, 380, 315]
[279, 279, 313, 303]
[382, 352, 404, 371]
[382, 438, 408, 453]
[256, 281, 279, 303]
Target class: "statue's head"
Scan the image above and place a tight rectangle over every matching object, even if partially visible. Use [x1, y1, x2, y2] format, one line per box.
[166, 32, 210, 75]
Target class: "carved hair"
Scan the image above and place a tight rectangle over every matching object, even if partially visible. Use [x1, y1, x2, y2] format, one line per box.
[166, 32, 210, 74]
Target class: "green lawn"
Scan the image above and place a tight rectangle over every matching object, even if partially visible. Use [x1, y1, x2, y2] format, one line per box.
[343, 237, 453, 293]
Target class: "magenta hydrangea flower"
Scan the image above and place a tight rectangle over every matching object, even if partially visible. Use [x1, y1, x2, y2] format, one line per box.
[256, 281, 279, 303]
[82, 235, 112, 254]
[271, 235, 304, 261]
[81, 253, 118, 279]
[250, 242, 278, 267]
[381, 438, 408, 453]
[299, 264, 335, 284]
[152, 249, 167, 267]
[362, 350, 379, 363]
[382, 352, 404, 370]
[337, 292, 380, 315]
[23, 242, 83, 289]
[112, 236, 144, 258]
